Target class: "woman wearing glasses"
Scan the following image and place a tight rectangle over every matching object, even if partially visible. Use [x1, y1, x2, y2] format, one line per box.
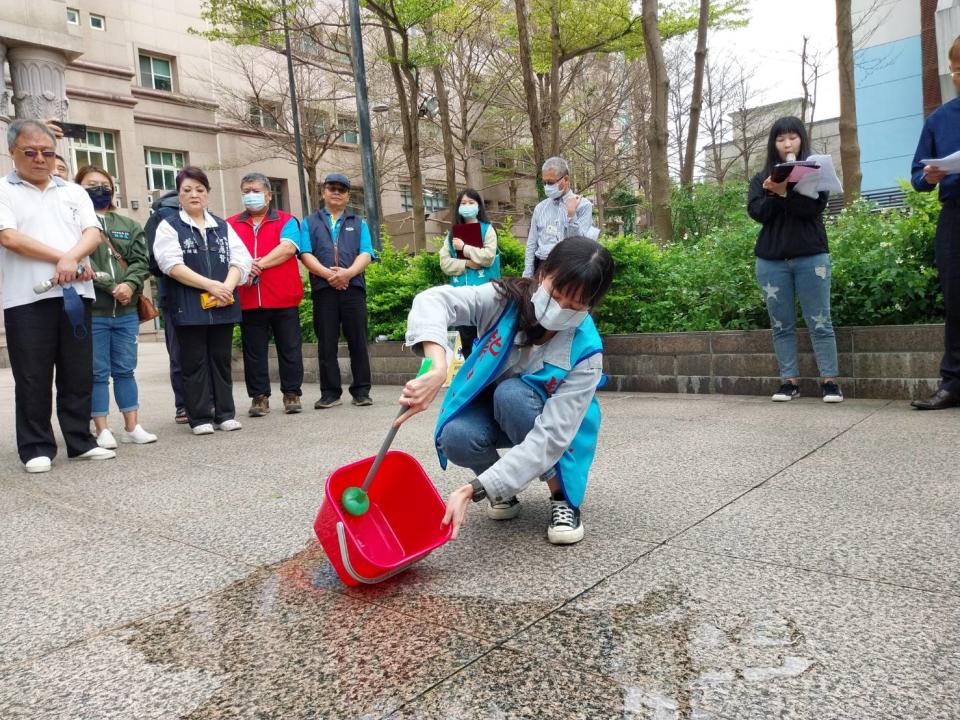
[75, 165, 157, 449]
[152, 166, 252, 435]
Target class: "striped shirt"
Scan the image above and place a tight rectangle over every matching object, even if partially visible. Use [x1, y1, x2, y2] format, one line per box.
[522, 191, 596, 278]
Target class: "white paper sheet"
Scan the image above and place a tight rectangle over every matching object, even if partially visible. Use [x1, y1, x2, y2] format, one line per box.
[920, 149, 960, 174]
[793, 154, 843, 199]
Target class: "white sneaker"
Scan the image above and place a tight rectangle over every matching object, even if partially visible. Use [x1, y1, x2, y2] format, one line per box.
[193, 423, 215, 436]
[214, 419, 242, 431]
[25, 456, 52, 473]
[96, 428, 118, 449]
[486, 497, 522, 520]
[118, 424, 158, 444]
[547, 495, 585, 545]
[75, 447, 116, 461]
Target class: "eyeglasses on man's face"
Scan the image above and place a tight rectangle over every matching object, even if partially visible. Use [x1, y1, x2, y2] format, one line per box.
[16, 147, 56, 159]
[325, 185, 349, 194]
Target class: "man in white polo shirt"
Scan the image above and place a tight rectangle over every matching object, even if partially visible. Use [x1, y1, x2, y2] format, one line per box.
[0, 119, 116, 472]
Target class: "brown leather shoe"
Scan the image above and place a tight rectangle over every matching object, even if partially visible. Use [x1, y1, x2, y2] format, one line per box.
[911, 387, 960, 410]
[248, 395, 270, 417]
[283, 392, 302, 414]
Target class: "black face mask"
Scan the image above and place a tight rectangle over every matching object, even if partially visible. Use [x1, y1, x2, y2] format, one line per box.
[86, 185, 113, 210]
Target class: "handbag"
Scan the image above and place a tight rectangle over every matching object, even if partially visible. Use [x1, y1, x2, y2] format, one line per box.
[100, 229, 160, 324]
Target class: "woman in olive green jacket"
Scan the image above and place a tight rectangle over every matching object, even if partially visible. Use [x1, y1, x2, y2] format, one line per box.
[75, 166, 157, 448]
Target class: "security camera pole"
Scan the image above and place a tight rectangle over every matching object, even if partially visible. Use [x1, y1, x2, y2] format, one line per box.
[348, 0, 381, 250]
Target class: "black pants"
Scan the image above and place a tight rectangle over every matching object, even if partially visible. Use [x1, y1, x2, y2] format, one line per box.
[312, 286, 371, 399]
[936, 204, 960, 392]
[4, 298, 97, 462]
[174, 323, 236, 427]
[163, 315, 185, 411]
[241, 306, 303, 398]
[456, 326, 478, 359]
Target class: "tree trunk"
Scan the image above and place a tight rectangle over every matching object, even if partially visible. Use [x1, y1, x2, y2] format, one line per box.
[305, 164, 321, 211]
[642, 0, 673, 244]
[681, 0, 709, 187]
[514, 0, 545, 176]
[836, 0, 861, 204]
[432, 64, 458, 207]
[548, 0, 562, 156]
[382, 26, 426, 252]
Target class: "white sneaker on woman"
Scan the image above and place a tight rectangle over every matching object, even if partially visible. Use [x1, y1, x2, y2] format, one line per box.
[193, 423, 215, 436]
[118, 425, 158, 444]
[96, 428, 118, 449]
[75, 447, 116, 461]
[214, 419, 242, 431]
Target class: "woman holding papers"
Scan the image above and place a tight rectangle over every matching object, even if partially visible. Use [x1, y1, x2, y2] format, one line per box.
[438, 189, 500, 358]
[402, 237, 614, 546]
[747, 116, 843, 404]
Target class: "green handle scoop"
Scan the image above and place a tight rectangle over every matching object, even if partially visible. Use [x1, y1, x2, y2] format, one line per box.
[341, 357, 433, 516]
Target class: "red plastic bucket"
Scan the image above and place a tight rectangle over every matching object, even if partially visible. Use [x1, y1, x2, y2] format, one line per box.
[315, 450, 452, 586]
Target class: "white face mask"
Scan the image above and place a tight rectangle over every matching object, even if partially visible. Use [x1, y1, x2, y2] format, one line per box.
[531, 285, 588, 332]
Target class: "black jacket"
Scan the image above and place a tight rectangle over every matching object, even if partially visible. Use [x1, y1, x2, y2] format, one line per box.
[747, 172, 829, 260]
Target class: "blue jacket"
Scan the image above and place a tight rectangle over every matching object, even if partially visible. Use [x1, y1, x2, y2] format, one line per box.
[164, 212, 241, 326]
[304, 209, 367, 292]
[434, 303, 603, 507]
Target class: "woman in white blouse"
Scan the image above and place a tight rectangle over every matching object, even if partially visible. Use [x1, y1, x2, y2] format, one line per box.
[152, 166, 252, 435]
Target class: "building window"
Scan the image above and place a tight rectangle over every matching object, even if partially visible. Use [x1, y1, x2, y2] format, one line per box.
[67, 7, 79, 25]
[144, 148, 186, 191]
[90, 14, 105, 30]
[72, 129, 119, 181]
[400, 185, 447, 213]
[249, 102, 280, 130]
[139, 53, 173, 92]
[268, 178, 286, 212]
[337, 116, 359, 144]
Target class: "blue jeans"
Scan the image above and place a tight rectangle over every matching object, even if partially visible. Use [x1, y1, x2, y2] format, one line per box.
[755, 253, 839, 379]
[91, 313, 140, 417]
[437, 377, 552, 481]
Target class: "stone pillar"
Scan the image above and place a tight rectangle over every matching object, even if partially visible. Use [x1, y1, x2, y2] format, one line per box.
[8, 45, 68, 120]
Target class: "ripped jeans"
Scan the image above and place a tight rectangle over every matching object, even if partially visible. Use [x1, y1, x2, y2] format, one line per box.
[755, 253, 839, 379]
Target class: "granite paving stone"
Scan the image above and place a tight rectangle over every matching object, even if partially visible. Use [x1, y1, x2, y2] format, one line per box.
[1, 343, 958, 718]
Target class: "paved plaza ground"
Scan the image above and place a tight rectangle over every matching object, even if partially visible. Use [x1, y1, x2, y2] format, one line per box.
[0, 342, 958, 719]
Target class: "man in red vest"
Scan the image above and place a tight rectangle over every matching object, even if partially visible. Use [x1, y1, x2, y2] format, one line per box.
[227, 172, 305, 416]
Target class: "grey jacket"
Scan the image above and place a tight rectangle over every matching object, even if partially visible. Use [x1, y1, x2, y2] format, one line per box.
[405, 283, 603, 501]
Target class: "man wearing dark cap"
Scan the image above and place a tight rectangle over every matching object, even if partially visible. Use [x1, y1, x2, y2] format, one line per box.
[300, 173, 376, 408]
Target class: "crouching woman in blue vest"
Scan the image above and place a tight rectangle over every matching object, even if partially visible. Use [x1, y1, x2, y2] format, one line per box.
[153, 166, 252, 435]
[398, 236, 614, 545]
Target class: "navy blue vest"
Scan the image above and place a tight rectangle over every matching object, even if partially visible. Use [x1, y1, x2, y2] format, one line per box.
[307, 210, 366, 292]
[165, 212, 242, 326]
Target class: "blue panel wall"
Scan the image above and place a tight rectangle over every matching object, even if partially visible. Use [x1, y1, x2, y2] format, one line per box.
[854, 35, 924, 191]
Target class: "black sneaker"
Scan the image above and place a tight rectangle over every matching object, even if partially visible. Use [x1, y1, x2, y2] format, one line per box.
[821, 381, 844, 403]
[314, 396, 342, 409]
[486, 496, 521, 520]
[351, 395, 373, 407]
[771, 382, 800, 402]
[547, 493, 584, 545]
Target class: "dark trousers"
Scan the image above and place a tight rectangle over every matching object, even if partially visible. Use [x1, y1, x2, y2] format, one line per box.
[163, 315, 185, 411]
[174, 323, 236, 427]
[312, 286, 371, 399]
[936, 205, 960, 392]
[456, 326, 478, 359]
[241, 306, 303, 398]
[4, 298, 97, 462]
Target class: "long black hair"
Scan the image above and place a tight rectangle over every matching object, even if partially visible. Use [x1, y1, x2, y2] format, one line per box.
[453, 187, 490, 224]
[762, 116, 811, 176]
[494, 236, 615, 345]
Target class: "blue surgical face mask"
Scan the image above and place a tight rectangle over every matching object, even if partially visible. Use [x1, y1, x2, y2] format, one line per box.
[459, 204, 479, 220]
[242, 192, 266, 211]
[544, 183, 563, 200]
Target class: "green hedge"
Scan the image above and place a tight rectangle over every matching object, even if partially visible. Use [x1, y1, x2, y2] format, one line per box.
[285, 183, 943, 343]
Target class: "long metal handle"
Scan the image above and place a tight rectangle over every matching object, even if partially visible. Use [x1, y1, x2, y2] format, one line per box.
[359, 357, 433, 493]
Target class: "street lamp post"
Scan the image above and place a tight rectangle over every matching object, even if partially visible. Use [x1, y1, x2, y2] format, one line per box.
[347, 0, 381, 249]
[281, 0, 310, 215]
